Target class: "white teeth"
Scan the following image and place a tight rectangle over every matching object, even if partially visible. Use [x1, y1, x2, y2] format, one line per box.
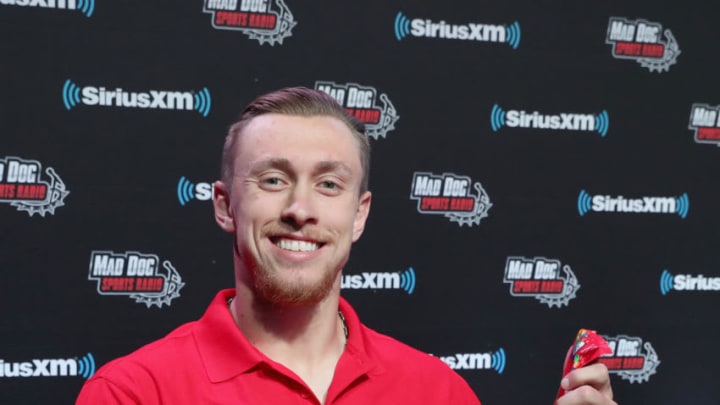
[275, 239, 320, 252]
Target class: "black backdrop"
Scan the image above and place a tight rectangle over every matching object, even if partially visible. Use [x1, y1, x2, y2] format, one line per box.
[2, 1, 719, 404]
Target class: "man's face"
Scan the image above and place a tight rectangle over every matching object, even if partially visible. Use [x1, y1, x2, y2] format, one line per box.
[216, 113, 371, 307]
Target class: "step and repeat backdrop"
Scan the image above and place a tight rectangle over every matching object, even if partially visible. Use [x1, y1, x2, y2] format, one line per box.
[1, 1, 719, 404]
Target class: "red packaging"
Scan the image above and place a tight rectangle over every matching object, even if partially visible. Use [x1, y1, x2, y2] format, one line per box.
[556, 328, 612, 399]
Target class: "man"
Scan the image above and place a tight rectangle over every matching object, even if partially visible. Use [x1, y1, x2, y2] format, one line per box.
[77, 87, 616, 404]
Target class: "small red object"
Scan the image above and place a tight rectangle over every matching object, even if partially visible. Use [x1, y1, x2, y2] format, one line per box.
[556, 328, 612, 399]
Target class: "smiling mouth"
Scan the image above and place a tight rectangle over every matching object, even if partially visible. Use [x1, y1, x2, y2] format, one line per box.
[272, 238, 322, 252]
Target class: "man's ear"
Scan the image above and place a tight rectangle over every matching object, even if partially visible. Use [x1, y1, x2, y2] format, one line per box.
[352, 191, 372, 242]
[213, 181, 235, 233]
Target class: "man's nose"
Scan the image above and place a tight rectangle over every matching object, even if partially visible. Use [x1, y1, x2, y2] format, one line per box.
[280, 184, 318, 226]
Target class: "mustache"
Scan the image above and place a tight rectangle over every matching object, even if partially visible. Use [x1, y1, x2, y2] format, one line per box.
[263, 222, 331, 242]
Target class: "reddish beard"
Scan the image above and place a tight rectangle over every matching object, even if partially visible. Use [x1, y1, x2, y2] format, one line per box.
[252, 261, 340, 307]
[237, 222, 344, 307]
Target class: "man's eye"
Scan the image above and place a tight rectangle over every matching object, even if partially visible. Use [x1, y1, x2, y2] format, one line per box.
[320, 181, 338, 189]
[260, 177, 284, 188]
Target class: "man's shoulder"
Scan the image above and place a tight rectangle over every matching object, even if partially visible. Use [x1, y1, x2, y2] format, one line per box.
[358, 325, 455, 374]
[352, 325, 481, 403]
[339, 297, 457, 377]
[94, 320, 199, 379]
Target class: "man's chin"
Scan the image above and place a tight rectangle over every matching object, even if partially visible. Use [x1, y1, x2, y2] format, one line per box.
[253, 274, 337, 308]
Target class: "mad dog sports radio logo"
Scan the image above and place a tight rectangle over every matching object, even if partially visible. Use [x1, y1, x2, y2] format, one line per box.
[434, 348, 507, 374]
[315, 81, 399, 140]
[177, 176, 213, 206]
[341, 267, 416, 294]
[394, 12, 521, 49]
[605, 17, 680, 72]
[88, 251, 185, 308]
[503, 256, 580, 308]
[0, 353, 95, 379]
[0, 156, 69, 217]
[203, 0, 296, 45]
[410, 172, 492, 227]
[490, 105, 609, 137]
[688, 103, 720, 146]
[660, 269, 720, 295]
[0, 0, 94, 17]
[577, 190, 689, 219]
[599, 335, 660, 383]
[62, 80, 211, 117]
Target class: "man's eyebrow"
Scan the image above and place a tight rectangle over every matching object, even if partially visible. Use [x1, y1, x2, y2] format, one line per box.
[247, 158, 353, 178]
[313, 161, 353, 177]
[248, 158, 293, 174]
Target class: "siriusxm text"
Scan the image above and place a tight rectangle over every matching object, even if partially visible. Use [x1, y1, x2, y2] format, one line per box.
[341, 272, 401, 289]
[81, 87, 194, 110]
[0, 359, 77, 378]
[410, 19, 505, 42]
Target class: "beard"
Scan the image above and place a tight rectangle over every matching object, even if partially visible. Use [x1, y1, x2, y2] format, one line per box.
[252, 260, 340, 307]
[235, 225, 347, 308]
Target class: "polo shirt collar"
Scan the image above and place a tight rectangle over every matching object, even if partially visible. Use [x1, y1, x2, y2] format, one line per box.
[193, 289, 382, 384]
[193, 289, 265, 382]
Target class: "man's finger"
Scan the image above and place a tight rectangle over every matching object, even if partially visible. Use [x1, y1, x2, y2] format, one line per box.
[555, 384, 618, 405]
[562, 363, 613, 398]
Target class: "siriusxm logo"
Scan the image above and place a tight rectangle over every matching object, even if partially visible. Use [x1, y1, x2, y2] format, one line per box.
[660, 269, 720, 295]
[436, 348, 506, 373]
[0, 353, 95, 378]
[578, 190, 689, 219]
[491, 104, 609, 137]
[62, 80, 211, 117]
[341, 267, 416, 294]
[0, 0, 94, 17]
[177, 176, 213, 206]
[394, 12, 520, 49]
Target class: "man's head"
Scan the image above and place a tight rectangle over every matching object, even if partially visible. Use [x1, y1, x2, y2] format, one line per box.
[213, 87, 372, 307]
[221, 87, 371, 194]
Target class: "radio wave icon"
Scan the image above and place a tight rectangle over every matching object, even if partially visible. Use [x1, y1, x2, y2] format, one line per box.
[595, 110, 610, 137]
[194, 87, 212, 117]
[676, 193, 689, 219]
[394, 12, 411, 41]
[491, 348, 507, 374]
[490, 104, 506, 132]
[660, 269, 674, 295]
[77, 0, 95, 17]
[177, 176, 196, 206]
[77, 353, 96, 379]
[62, 80, 82, 110]
[400, 267, 416, 294]
[577, 189, 592, 216]
[505, 22, 521, 49]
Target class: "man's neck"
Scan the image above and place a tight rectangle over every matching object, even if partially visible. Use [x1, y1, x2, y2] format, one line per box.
[229, 284, 347, 403]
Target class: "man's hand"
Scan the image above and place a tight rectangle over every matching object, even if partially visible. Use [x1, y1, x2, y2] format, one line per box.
[555, 363, 617, 405]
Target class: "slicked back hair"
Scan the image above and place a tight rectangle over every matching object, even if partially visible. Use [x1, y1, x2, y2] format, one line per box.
[221, 87, 370, 193]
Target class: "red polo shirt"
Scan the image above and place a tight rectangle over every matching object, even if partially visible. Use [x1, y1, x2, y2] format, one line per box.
[76, 289, 481, 404]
